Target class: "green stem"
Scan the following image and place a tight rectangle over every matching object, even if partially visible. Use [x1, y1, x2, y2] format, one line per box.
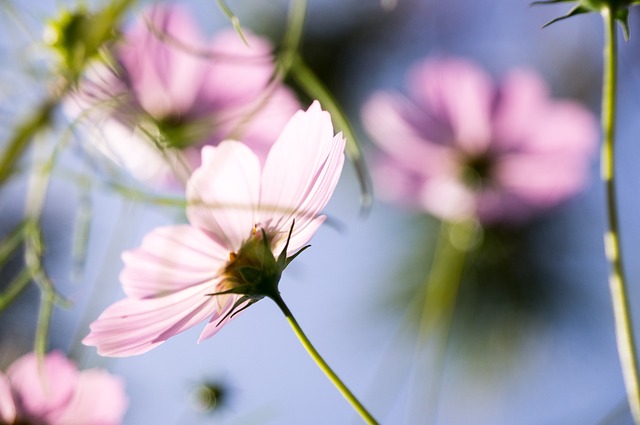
[279, 0, 308, 74]
[215, 0, 248, 45]
[270, 293, 379, 425]
[411, 219, 477, 424]
[0, 268, 32, 312]
[601, 7, 640, 424]
[416, 220, 476, 341]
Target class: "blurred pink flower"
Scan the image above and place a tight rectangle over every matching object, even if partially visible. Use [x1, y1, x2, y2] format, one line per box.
[66, 5, 299, 188]
[0, 351, 127, 425]
[83, 101, 345, 357]
[362, 57, 597, 224]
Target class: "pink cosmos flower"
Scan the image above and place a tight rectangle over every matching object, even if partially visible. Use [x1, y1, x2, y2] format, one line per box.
[82, 101, 345, 357]
[362, 57, 597, 224]
[0, 351, 127, 425]
[66, 5, 299, 188]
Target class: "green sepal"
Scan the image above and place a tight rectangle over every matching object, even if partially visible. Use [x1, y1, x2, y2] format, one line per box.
[532, 0, 639, 39]
[539, 4, 591, 28]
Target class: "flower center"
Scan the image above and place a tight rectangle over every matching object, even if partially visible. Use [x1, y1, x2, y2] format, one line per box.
[153, 114, 214, 149]
[460, 153, 495, 190]
[221, 228, 283, 300]
[208, 221, 307, 325]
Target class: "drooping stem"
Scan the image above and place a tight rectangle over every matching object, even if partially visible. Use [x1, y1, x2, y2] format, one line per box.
[270, 293, 379, 425]
[600, 7, 640, 423]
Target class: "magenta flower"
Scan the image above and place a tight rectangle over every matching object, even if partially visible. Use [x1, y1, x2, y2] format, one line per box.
[66, 5, 299, 187]
[362, 57, 597, 224]
[0, 351, 127, 425]
[82, 101, 345, 357]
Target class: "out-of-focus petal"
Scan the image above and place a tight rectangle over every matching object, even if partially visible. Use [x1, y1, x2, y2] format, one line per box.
[361, 92, 450, 176]
[0, 373, 16, 424]
[492, 69, 549, 149]
[119, 5, 206, 118]
[120, 225, 228, 299]
[370, 155, 425, 209]
[214, 86, 300, 163]
[197, 30, 274, 110]
[54, 369, 128, 425]
[187, 142, 260, 250]
[83, 283, 225, 357]
[6, 351, 78, 422]
[260, 101, 345, 252]
[420, 177, 476, 222]
[408, 58, 494, 154]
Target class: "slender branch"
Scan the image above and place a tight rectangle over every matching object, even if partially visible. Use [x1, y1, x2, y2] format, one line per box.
[600, 6, 640, 424]
[270, 293, 379, 425]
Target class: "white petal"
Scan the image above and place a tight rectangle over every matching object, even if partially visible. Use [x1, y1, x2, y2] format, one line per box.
[186, 142, 260, 250]
[120, 225, 228, 299]
[259, 101, 345, 246]
[83, 283, 224, 357]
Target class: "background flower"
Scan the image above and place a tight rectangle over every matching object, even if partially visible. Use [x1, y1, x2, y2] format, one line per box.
[362, 57, 598, 224]
[0, 351, 127, 425]
[66, 5, 299, 188]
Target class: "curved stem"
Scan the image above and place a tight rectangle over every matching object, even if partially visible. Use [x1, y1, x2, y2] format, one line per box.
[600, 7, 640, 424]
[270, 294, 379, 425]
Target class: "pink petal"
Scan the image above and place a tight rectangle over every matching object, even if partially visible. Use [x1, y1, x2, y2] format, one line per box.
[186, 142, 260, 250]
[259, 101, 345, 252]
[197, 30, 275, 110]
[6, 351, 78, 422]
[369, 155, 425, 209]
[0, 373, 16, 424]
[119, 5, 207, 118]
[492, 69, 550, 149]
[419, 177, 476, 222]
[494, 154, 588, 207]
[362, 91, 453, 175]
[120, 225, 228, 299]
[83, 283, 229, 357]
[408, 58, 494, 154]
[54, 369, 128, 425]
[212, 86, 300, 163]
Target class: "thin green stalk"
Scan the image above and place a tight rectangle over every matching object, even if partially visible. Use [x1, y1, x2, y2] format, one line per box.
[600, 6, 640, 424]
[410, 219, 477, 424]
[279, 0, 308, 74]
[415, 220, 476, 341]
[270, 293, 379, 425]
[0, 268, 32, 312]
[215, 0, 248, 45]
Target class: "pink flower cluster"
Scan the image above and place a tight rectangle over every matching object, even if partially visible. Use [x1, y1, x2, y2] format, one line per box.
[0, 351, 127, 425]
[362, 57, 598, 224]
[67, 5, 299, 188]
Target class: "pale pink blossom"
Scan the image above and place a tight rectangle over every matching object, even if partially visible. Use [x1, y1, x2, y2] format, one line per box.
[66, 5, 299, 188]
[0, 351, 127, 425]
[362, 57, 597, 223]
[83, 101, 345, 357]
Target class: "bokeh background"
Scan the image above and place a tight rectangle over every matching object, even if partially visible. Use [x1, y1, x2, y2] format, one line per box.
[2, 0, 640, 424]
